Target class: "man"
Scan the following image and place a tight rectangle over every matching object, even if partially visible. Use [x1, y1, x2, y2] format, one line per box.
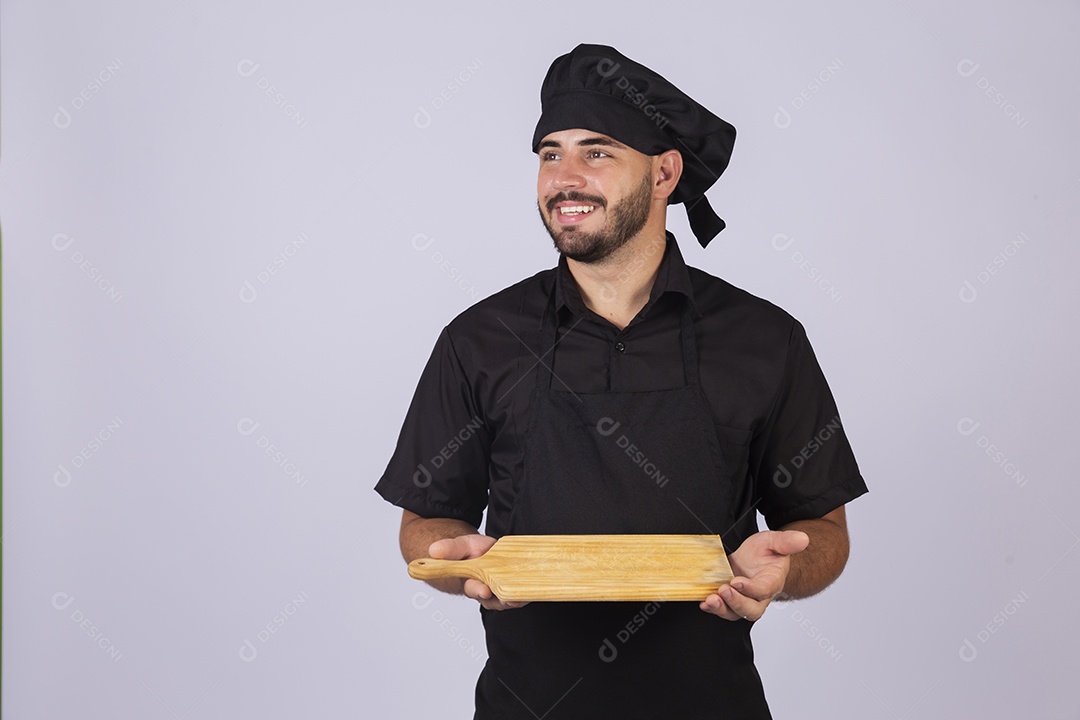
[376, 44, 867, 719]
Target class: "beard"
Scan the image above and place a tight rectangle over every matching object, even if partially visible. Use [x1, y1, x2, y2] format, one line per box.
[538, 172, 652, 265]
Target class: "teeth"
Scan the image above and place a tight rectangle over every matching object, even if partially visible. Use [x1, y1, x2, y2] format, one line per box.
[559, 205, 596, 215]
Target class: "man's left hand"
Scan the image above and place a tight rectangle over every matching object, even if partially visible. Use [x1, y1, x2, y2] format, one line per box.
[699, 530, 809, 622]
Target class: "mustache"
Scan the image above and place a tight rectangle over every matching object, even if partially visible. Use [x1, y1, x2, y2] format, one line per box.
[545, 192, 606, 214]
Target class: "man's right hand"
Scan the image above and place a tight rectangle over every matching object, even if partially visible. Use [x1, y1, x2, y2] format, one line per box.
[427, 534, 530, 611]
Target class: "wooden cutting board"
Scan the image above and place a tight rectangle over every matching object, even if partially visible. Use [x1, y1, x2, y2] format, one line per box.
[407, 534, 733, 601]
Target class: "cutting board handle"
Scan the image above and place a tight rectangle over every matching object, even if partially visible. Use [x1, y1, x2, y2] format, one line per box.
[407, 557, 487, 582]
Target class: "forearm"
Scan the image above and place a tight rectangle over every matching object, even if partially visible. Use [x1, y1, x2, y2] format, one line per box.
[399, 510, 477, 595]
[777, 513, 850, 599]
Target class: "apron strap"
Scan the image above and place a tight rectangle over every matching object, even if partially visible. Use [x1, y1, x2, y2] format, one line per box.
[679, 299, 700, 387]
[536, 285, 560, 391]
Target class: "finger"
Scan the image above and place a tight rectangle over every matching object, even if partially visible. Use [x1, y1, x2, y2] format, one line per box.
[463, 578, 494, 601]
[497, 600, 529, 610]
[770, 530, 810, 557]
[698, 591, 741, 621]
[720, 585, 769, 622]
[465, 579, 506, 605]
[729, 573, 783, 602]
[427, 536, 465, 559]
[464, 579, 528, 610]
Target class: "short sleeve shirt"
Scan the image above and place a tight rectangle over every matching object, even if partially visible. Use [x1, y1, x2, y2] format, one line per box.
[375, 232, 867, 541]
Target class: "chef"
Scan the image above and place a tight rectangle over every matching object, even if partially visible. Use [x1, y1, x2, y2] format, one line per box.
[375, 43, 867, 719]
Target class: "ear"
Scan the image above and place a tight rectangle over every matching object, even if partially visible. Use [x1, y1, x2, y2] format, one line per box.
[652, 149, 683, 200]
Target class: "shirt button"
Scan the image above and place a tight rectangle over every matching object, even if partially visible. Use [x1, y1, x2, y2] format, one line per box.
[614, 341, 626, 353]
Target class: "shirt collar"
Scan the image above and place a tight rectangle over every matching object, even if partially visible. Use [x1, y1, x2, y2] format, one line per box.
[551, 230, 700, 325]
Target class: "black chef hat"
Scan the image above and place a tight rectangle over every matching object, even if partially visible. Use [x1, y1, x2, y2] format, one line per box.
[532, 44, 737, 248]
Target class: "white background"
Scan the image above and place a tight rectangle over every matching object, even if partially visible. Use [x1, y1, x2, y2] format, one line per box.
[3, 1, 1078, 718]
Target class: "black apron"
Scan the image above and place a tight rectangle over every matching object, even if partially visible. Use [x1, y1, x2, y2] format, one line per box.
[475, 289, 772, 720]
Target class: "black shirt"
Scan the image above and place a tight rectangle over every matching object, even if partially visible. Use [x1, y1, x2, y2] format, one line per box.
[375, 232, 867, 541]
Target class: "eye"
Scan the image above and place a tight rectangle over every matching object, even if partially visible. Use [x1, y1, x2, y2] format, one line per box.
[587, 150, 609, 159]
[541, 151, 560, 162]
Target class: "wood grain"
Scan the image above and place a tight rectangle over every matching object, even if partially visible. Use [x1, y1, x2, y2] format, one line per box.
[407, 534, 733, 601]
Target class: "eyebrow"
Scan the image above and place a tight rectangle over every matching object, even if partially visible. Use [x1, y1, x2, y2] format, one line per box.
[538, 136, 628, 150]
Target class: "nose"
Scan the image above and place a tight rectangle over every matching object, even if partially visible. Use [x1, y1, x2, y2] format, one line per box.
[549, 155, 586, 191]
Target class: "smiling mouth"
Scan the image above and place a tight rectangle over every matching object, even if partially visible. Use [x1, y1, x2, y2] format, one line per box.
[549, 195, 605, 227]
[553, 203, 600, 226]
[558, 205, 597, 217]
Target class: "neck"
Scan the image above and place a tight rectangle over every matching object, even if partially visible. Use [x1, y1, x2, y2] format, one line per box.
[566, 228, 668, 331]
